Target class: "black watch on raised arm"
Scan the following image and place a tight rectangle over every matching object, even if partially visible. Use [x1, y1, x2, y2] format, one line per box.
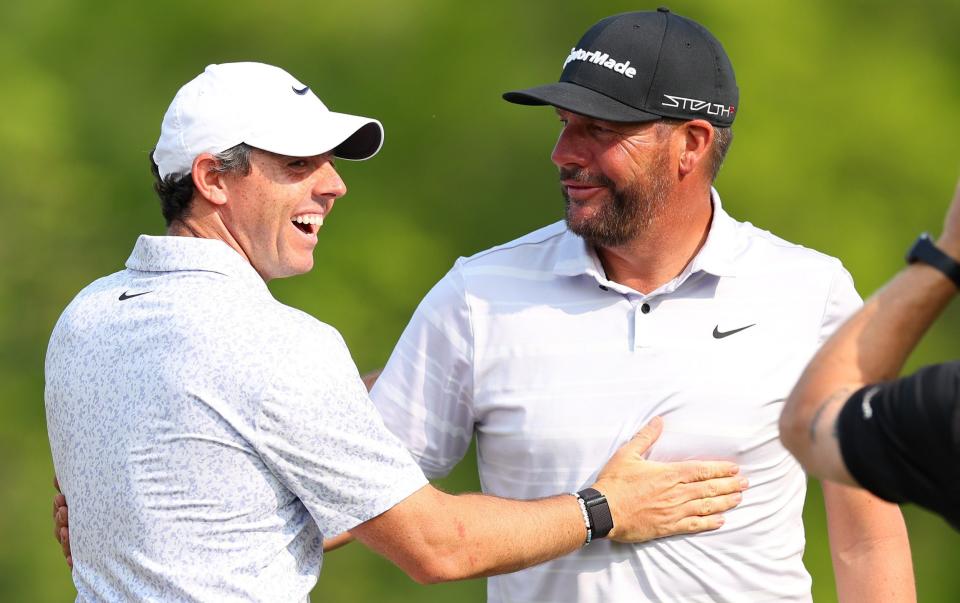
[905, 233, 960, 289]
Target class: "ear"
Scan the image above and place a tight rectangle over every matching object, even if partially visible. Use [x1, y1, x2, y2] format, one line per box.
[677, 120, 714, 178]
[191, 153, 230, 207]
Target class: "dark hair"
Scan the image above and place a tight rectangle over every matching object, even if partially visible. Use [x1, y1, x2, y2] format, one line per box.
[655, 119, 733, 182]
[150, 143, 254, 226]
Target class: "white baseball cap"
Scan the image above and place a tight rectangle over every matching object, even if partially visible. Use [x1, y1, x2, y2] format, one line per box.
[153, 62, 384, 179]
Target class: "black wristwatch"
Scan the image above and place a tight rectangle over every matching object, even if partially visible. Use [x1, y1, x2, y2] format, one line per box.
[577, 487, 614, 540]
[905, 233, 960, 289]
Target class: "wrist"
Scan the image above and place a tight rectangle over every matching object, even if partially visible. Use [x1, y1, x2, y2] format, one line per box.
[906, 233, 960, 290]
[572, 486, 614, 544]
[934, 235, 960, 264]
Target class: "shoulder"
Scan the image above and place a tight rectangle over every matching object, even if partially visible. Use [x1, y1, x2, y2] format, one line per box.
[727, 216, 850, 281]
[420, 221, 571, 309]
[232, 296, 348, 356]
[720, 215, 861, 324]
[741, 221, 842, 269]
[455, 221, 568, 272]
[49, 270, 133, 333]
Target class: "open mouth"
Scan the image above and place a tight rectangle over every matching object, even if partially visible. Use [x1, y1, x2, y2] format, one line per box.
[292, 214, 324, 236]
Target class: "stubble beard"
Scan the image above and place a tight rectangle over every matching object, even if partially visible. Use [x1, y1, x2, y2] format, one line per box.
[562, 153, 671, 248]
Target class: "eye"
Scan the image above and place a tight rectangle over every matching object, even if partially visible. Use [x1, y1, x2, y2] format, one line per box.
[287, 159, 309, 169]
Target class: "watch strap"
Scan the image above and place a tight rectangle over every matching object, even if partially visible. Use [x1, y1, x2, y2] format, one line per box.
[577, 487, 614, 540]
[906, 233, 960, 289]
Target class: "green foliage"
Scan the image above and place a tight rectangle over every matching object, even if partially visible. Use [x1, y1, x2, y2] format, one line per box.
[3, 0, 958, 601]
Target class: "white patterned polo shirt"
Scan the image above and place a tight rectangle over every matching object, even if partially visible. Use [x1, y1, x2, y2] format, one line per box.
[46, 235, 427, 602]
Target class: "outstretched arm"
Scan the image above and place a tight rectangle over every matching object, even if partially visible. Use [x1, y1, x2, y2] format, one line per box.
[352, 416, 748, 583]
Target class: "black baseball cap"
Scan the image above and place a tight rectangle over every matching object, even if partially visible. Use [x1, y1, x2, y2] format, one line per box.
[503, 8, 738, 127]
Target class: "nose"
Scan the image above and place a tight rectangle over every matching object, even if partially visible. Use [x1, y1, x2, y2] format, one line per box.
[551, 125, 590, 169]
[314, 160, 347, 201]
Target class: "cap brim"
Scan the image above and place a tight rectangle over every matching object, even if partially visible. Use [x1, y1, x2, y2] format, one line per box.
[330, 116, 383, 161]
[503, 82, 662, 123]
[246, 112, 384, 162]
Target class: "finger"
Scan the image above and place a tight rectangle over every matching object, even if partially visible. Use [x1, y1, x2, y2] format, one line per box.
[624, 416, 664, 456]
[56, 505, 69, 531]
[673, 513, 727, 535]
[684, 476, 749, 501]
[60, 527, 70, 558]
[676, 460, 740, 483]
[66, 555, 73, 570]
[55, 493, 67, 508]
[682, 491, 743, 517]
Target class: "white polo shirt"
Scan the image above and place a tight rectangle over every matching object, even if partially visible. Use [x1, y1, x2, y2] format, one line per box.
[45, 235, 427, 603]
[372, 190, 860, 603]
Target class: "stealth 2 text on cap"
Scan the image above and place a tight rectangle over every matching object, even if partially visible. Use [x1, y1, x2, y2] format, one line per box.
[503, 8, 738, 126]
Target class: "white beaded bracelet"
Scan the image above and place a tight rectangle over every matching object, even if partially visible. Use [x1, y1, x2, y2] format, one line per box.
[570, 491, 593, 545]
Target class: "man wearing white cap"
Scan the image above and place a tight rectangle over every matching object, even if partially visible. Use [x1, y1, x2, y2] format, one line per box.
[44, 62, 749, 602]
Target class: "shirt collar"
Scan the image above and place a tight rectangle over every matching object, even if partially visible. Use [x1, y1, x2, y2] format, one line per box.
[126, 235, 269, 293]
[553, 187, 742, 285]
[688, 187, 740, 278]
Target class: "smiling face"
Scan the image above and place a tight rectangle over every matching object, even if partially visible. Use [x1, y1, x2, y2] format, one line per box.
[552, 109, 675, 248]
[217, 149, 346, 280]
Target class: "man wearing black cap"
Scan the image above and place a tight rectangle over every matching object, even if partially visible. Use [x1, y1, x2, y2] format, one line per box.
[781, 180, 960, 531]
[370, 9, 915, 602]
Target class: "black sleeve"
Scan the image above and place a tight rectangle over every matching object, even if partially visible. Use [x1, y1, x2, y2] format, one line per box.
[836, 361, 960, 530]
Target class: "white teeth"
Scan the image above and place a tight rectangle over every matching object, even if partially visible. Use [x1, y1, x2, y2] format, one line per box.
[293, 214, 324, 226]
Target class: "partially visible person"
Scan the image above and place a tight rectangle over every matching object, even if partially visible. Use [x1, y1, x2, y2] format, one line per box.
[44, 62, 748, 602]
[370, 9, 914, 602]
[781, 179, 960, 530]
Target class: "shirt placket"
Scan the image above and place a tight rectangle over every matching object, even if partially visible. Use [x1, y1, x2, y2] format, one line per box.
[628, 295, 655, 350]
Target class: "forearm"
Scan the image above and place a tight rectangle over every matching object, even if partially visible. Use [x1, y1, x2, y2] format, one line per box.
[814, 263, 954, 385]
[351, 418, 746, 583]
[824, 482, 916, 603]
[418, 489, 584, 581]
[352, 485, 584, 584]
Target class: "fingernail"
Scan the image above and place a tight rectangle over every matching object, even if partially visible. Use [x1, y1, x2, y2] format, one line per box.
[739, 478, 749, 489]
[717, 517, 725, 525]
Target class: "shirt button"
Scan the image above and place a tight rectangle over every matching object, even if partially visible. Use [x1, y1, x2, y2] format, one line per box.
[641, 303, 651, 314]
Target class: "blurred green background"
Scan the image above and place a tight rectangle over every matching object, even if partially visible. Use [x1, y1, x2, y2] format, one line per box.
[2, 0, 958, 600]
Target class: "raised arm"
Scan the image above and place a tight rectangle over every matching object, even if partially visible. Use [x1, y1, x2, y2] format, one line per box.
[778, 180, 960, 602]
[780, 179, 960, 483]
[352, 416, 747, 583]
